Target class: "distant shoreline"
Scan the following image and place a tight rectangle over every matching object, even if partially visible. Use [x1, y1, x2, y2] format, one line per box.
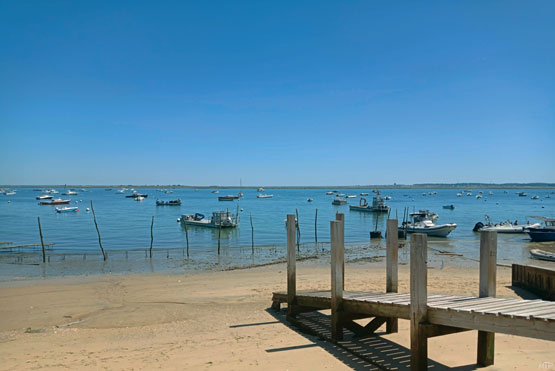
[3, 183, 555, 189]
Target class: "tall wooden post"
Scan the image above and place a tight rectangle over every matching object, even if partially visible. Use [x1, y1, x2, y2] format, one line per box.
[286, 214, 297, 318]
[37, 217, 46, 263]
[335, 213, 345, 288]
[90, 200, 106, 261]
[386, 219, 399, 333]
[184, 224, 189, 258]
[250, 213, 254, 255]
[477, 231, 497, 366]
[330, 219, 345, 341]
[314, 208, 318, 245]
[410, 233, 428, 370]
[149, 216, 154, 258]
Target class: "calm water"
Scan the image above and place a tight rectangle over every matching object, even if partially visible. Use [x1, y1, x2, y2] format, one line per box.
[1, 187, 554, 277]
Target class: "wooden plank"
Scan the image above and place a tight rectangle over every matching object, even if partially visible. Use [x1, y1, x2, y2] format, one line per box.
[410, 233, 428, 370]
[331, 219, 344, 341]
[386, 219, 399, 334]
[428, 308, 555, 341]
[336, 213, 345, 289]
[286, 214, 297, 317]
[501, 302, 555, 317]
[423, 323, 471, 338]
[342, 300, 411, 320]
[477, 230, 497, 367]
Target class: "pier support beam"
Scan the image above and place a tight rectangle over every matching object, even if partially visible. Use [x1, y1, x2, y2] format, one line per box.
[386, 218, 399, 333]
[286, 214, 297, 319]
[477, 231, 497, 366]
[335, 213, 345, 288]
[410, 233, 428, 370]
[331, 219, 345, 341]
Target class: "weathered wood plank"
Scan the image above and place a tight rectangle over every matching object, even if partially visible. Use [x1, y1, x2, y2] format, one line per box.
[477, 230, 497, 367]
[331, 219, 344, 341]
[410, 233, 428, 370]
[423, 323, 471, 338]
[286, 214, 297, 317]
[386, 219, 399, 334]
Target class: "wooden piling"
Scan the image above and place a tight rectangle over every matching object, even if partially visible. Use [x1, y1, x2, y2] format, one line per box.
[218, 222, 221, 255]
[149, 216, 154, 258]
[295, 208, 300, 252]
[37, 217, 46, 263]
[90, 201, 106, 261]
[410, 233, 428, 370]
[331, 219, 345, 341]
[250, 213, 254, 255]
[184, 224, 190, 258]
[477, 230, 497, 366]
[386, 219, 399, 333]
[286, 214, 297, 317]
[314, 208, 318, 245]
[335, 213, 345, 288]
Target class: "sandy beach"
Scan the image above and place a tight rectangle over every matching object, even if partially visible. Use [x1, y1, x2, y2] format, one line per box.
[1, 260, 553, 370]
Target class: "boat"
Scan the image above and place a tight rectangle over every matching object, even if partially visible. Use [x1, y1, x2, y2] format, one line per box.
[442, 204, 455, 210]
[135, 196, 145, 201]
[326, 191, 334, 195]
[257, 194, 273, 199]
[337, 193, 346, 197]
[472, 215, 541, 233]
[156, 199, 182, 206]
[346, 195, 357, 198]
[518, 192, 528, 197]
[211, 190, 220, 194]
[403, 211, 456, 237]
[348, 196, 389, 212]
[4, 191, 16, 195]
[526, 216, 555, 242]
[218, 195, 239, 201]
[179, 210, 239, 228]
[456, 193, 463, 197]
[531, 195, 539, 200]
[360, 193, 369, 196]
[466, 192, 472, 196]
[116, 189, 127, 194]
[307, 198, 313, 202]
[62, 190, 78, 195]
[55, 206, 79, 213]
[257, 187, 265, 192]
[40, 199, 71, 205]
[529, 249, 555, 262]
[384, 196, 392, 200]
[125, 191, 148, 198]
[332, 196, 347, 205]
[36, 194, 53, 200]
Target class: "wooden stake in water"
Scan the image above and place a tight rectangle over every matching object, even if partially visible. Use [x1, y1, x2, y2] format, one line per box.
[217, 222, 222, 255]
[295, 208, 300, 252]
[90, 200, 106, 261]
[250, 213, 254, 255]
[149, 216, 154, 258]
[37, 217, 46, 263]
[314, 208, 318, 245]
[184, 224, 190, 258]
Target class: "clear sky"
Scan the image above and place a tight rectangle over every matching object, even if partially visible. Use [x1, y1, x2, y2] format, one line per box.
[1, 1, 554, 186]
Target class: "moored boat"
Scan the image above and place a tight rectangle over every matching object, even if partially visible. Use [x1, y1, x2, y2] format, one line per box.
[402, 210, 456, 237]
[36, 194, 53, 200]
[529, 249, 555, 262]
[332, 196, 347, 205]
[62, 190, 78, 195]
[442, 204, 455, 210]
[473, 215, 541, 233]
[179, 211, 239, 228]
[55, 206, 79, 213]
[126, 191, 148, 198]
[526, 216, 555, 242]
[257, 194, 273, 199]
[218, 195, 239, 201]
[156, 199, 182, 206]
[40, 199, 71, 205]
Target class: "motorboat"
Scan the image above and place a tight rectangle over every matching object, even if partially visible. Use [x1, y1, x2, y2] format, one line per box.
[529, 249, 555, 262]
[326, 191, 334, 195]
[40, 199, 71, 205]
[526, 216, 555, 242]
[156, 199, 182, 206]
[456, 193, 463, 197]
[55, 206, 79, 213]
[257, 187, 265, 192]
[218, 195, 238, 201]
[442, 204, 455, 210]
[476, 195, 482, 199]
[135, 196, 145, 201]
[531, 195, 539, 200]
[179, 211, 239, 228]
[360, 193, 369, 196]
[472, 215, 541, 233]
[332, 196, 347, 205]
[126, 191, 148, 198]
[62, 190, 78, 195]
[257, 194, 273, 199]
[4, 191, 16, 196]
[346, 195, 357, 198]
[36, 194, 53, 200]
[518, 192, 527, 197]
[384, 196, 392, 200]
[337, 193, 346, 197]
[211, 190, 219, 194]
[116, 189, 127, 194]
[307, 198, 313, 202]
[402, 210, 455, 237]
[349, 196, 389, 212]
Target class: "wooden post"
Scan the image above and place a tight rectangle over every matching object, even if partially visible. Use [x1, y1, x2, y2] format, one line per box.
[335, 213, 345, 288]
[184, 224, 189, 258]
[250, 213, 254, 255]
[218, 222, 221, 255]
[37, 217, 46, 263]
[295, 208, 300, 252]
[386, 219, 399, 333]
[90, 200, 106, 261]
[410, 233, 428, 370]
[286, 214, 297, 317]
[314, 208, 318, 245]
[149, 216, 154, 258]
[331, 219, 345, 341]
[477, 230, 497, 366]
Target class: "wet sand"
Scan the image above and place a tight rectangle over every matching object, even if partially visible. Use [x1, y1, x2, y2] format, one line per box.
[0, 260, 553, 370]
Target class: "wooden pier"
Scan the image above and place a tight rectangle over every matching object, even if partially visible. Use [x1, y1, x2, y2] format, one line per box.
[272, 214, 555, 370]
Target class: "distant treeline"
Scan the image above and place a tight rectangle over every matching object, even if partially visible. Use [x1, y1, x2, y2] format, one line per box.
[4, 183, 555, 189]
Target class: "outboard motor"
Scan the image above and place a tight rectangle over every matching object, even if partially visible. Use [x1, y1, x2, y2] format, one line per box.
[473, 221, 484, 232]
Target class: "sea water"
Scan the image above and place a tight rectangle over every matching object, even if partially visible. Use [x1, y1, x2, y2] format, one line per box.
[0, 187, 553, 278]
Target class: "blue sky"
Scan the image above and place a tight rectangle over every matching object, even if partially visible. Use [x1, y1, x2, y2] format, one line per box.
[1, 1, 554, 185]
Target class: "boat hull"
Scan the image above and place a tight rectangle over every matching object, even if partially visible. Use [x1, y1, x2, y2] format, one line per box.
[405, 224, 457, 237]
[530, 249, 555, 261]
[527, 230, 555, 242]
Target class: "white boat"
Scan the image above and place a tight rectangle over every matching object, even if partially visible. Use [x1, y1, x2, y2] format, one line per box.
[211, 190, 219, 194]
[384, 196, 392, 200]
[332, 196, 347, 205]
[135, 196, 145, 201]
[337, 193, 346, 197]
[405, 220, 457, 237]
[4, 191, 16, 196]
[326, 191, 334, 195]
[116, 189, 126, 194]
[476, 195, 482, 199]
[529, 249, 555, 262]
[55, 206, 79, 213]
[36, 194, 53, 200]
[62, 190, 78, 195]
[257, 187, 265, 192]
[531, 195, 539, 200]
[456, 193, 463, 197]
[472, 216, 541, 233]
[257, 194, 273, 199]
[346, 195, 356, 198]
[179, 211, 239, 228]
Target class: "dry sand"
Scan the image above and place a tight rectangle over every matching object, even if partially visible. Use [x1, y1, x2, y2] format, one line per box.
[0, 260, 553, 370]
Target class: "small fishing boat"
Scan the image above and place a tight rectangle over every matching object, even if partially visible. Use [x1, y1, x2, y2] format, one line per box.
[62, 190, 78, 195]
[384, 196, 392, 200]
[135, 196, 145, 201]
[529, 249, 555, 262]
[326, 191, 334, 195]
[403, 211, 456, 237]
[218, 195, 238, 201]
[36, 194, 53, 200]
[116, 189, 127, 194]
[156, 199, 182, 206]
[360, 193, 369, 196]
[518, 192, 527, 197]
[531, 195, 539, 200]
[307, 198, 313, 202]
[211, 190, 220, 194]
[332, 196, 347, 205]
[257, 194, 273, 199]
[55, 206, 79, 213]
[346, 195, 357, 198]
[257, 187, 265, 192]
[442, 204, 455, 210]
[350, 196, 390, 212]
[179, 211, 239, 228]
[40, 199, 71, 205]
[126, 191, 148, 198]
[472, 215, 541, 233]
[456, 193, 463, 197]
[526, 216, 555, 242]
[4, 191, 16, 196]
